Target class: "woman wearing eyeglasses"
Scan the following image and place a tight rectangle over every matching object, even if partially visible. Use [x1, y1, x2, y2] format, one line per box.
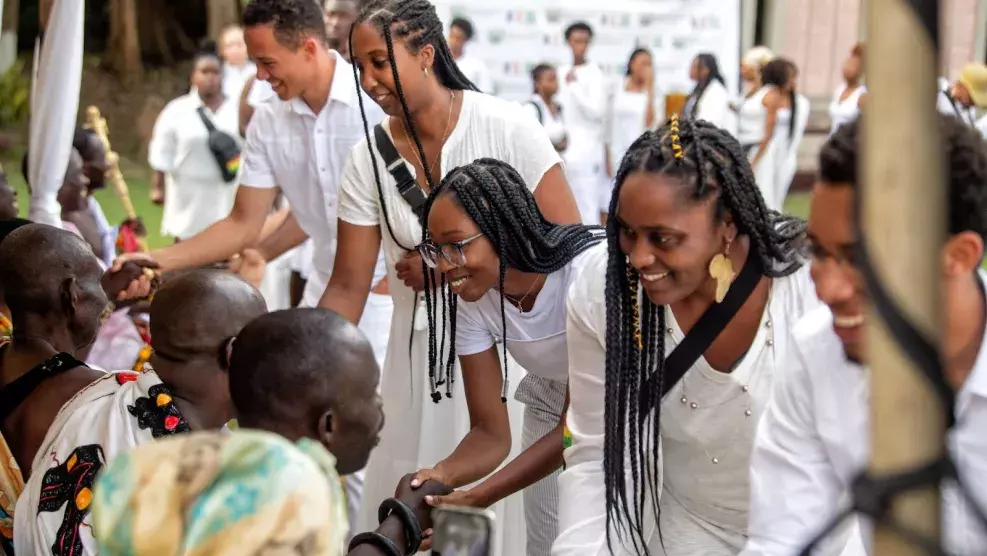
[407, 159, 603, 555]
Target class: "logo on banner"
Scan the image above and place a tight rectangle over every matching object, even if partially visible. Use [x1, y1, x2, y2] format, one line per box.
[505, 10, 536, 24]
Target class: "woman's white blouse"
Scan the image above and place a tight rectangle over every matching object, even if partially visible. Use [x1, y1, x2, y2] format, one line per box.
[554, 245, 821, 556]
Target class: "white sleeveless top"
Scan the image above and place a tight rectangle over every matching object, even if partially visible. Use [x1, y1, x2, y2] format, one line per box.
[828, 84, 866, 135]
[736, 86, 770, 146]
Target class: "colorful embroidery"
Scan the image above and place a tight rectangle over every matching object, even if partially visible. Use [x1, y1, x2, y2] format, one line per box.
[115, 372, 139, 385]
[127, 385, 190, 438]
[131, 345, 152, 373]
[37, 445, 105, 556]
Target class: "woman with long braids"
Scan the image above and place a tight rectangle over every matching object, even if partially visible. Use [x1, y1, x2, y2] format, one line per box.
[553, 116, 820, 555]
[746, 58, 797, 211]
[317, 0, 581, 550]
[407, 159, 603, 555]
[684, 53, 731, 132]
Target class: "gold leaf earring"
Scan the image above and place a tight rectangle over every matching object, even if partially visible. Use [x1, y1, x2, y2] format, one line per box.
[708, 238, 736, 303]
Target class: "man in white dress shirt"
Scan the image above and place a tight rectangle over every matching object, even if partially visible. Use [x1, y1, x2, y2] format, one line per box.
[743, 116, 987, 555]
[557, 21, 608, 225]
[115, 0, 392, 534]
[448, 16, 493, 93]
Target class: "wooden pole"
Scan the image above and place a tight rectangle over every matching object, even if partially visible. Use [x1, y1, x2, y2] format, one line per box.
[865, 0, 945, 554]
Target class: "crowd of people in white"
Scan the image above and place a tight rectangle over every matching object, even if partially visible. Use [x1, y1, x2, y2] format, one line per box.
[2, 1, 987, 556]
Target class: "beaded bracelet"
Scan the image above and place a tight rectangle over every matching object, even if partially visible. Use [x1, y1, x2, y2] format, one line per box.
[377, 497, 423, 555]
[347, 531, 403, 556]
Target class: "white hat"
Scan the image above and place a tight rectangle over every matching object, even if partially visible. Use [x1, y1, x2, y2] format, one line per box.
[743, 46, 774, 68]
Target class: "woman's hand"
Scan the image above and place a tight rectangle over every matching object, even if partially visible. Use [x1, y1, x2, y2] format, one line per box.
[229, 248, 266, 288]
[395, 251, 427, 292]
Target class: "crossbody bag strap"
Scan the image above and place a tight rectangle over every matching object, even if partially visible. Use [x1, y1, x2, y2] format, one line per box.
[372, 124, 428, 218]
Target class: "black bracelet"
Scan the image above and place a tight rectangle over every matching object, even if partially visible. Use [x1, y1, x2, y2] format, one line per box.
[347, 531, 403, 556]
[377, 497, 423, 555]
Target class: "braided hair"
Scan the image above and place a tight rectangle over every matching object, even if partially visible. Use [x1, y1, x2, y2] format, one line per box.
[420, 159, 604, 402]
[687, 53, 725, 119]
[762, 58, 798, 140]
[348, 0, 480, 251]
[602, 116, 805, 554]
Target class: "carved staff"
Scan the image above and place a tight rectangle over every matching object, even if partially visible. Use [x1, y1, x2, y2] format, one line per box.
[83, 105, 147, 253]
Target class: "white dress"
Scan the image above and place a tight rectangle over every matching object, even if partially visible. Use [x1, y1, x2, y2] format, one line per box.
[777, 94, 810, 209]
[553, 244, 821, 556]
[688, 79, 732, 133]
[604, 83, 661, 211]
[736, 86, 769, 153]
[828, 84, 866, 135]
[338, 90, 564, 556]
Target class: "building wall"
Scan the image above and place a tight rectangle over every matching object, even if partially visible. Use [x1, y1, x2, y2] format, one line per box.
[754, 0, 987, 175]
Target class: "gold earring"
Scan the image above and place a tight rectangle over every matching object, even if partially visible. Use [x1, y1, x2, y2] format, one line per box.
[708, 238, 736, 303]
[423, 67, 429, 78]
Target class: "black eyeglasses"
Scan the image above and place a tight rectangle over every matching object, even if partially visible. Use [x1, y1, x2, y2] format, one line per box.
[418, 233, 483, 269]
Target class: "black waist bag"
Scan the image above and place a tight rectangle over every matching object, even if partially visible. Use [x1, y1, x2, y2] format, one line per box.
[197, 106, 241, 183]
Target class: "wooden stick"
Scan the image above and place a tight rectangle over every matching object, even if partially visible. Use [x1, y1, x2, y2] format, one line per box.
[84, 106, 138, 220]
[865, 1, 944, 553]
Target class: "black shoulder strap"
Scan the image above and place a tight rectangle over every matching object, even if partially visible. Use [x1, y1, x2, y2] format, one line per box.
[0, 351, 89, 422]
[372, 124, 428, 218]
[528, 100, 544, 124]
[196, 106, 218, 133]
[647, 254, 763, 404]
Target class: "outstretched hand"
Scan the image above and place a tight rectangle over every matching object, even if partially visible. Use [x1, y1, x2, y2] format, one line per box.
[101, 260, 159, 305]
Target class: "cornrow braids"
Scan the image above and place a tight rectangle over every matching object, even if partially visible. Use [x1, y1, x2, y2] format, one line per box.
[420, 158, 604, 403]
[602, 117, 806, 554]
[347, 0, 481, 250]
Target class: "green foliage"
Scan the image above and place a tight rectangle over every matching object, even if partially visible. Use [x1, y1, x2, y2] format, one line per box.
[0, 61, 30, 128]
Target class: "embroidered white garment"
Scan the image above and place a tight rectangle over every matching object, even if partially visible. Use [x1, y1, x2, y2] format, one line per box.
[13, 371, 189, 556]
[554, 246, 821, 556]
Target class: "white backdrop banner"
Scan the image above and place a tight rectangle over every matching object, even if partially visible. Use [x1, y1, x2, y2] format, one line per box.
[432, 0, 741, 102]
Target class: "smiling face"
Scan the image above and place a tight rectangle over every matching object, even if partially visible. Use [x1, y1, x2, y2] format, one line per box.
[807, 182, 865, 361]
[615, 171, 733, 306]
[350, 21, 435, 117]
[426, 193, 502, 302]
[245, 24, 321, 101]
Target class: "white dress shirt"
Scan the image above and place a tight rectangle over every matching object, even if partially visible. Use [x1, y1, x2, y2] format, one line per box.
[744, 298, 987, 556]
[555, 246, 821, 556]
[558, 61, 608, 224]
[240, 50, 388, 304]
[148, 92, 240, 240]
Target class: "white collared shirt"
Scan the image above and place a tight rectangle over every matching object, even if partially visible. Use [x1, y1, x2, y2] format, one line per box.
[148, 92, 240, 239]
[743, 297, 987, 555]
[240, 51, 387, 291]
[554, 247, 821, 556]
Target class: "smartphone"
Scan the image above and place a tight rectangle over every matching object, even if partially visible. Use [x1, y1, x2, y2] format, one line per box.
[430, 505, 496, 556]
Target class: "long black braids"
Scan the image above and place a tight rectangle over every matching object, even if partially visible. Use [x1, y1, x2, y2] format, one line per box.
[602, 116, 806, 554]
[687, 53, 725, 119]
[346, 0, 480, 251]
[762, 58, 798, 140]
[420, 158, 604, 403]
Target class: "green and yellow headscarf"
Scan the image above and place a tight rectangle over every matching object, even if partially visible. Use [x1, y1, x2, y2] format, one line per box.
[92, 430, 348, 556]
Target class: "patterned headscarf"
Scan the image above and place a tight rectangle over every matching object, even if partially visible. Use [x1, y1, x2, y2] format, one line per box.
[91, 430, 348, 556]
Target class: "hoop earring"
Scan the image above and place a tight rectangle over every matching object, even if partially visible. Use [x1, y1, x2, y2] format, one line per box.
[708, 238, 736, 303]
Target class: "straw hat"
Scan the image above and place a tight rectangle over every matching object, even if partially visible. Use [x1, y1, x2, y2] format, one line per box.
[959, 62, 987, 108]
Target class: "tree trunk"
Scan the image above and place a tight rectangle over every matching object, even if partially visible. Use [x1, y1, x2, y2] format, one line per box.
[107, 0, 143, 79]
[0, 0, 18, 73]
[207, 0, 240, 40]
